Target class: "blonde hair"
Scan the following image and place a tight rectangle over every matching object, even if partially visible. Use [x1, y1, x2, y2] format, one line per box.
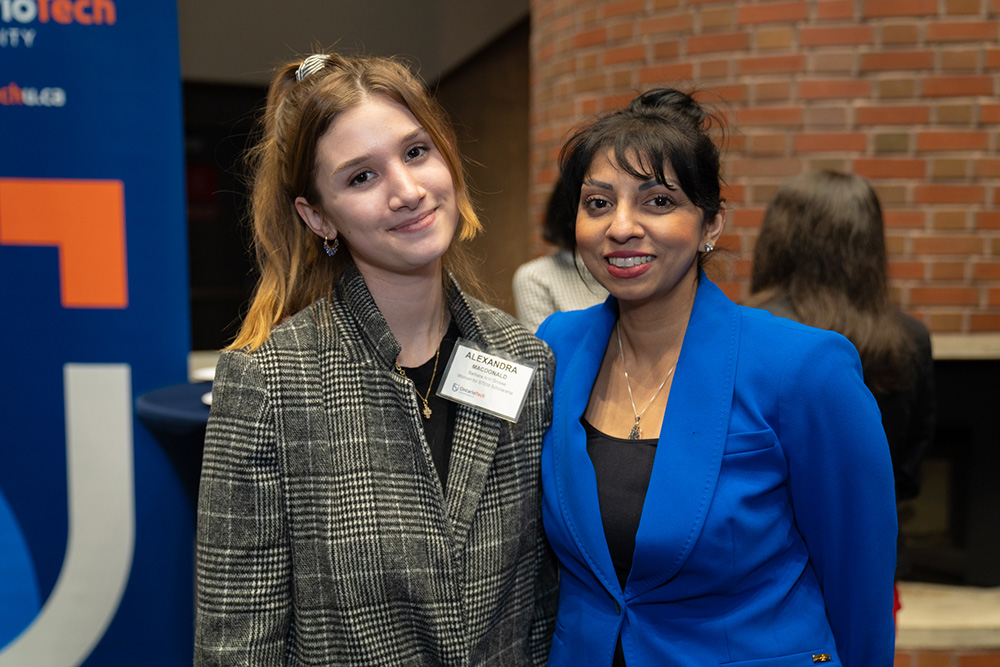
[229, 53, 483, 350]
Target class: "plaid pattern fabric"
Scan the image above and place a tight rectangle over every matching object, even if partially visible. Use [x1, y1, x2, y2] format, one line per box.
[512, 250, 608, 331]
[195, 269, 557, 666]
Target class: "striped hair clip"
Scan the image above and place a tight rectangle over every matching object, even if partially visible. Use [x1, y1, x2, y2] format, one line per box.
[295, 54, 332, 82]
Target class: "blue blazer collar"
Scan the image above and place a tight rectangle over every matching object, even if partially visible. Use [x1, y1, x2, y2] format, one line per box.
[552, 276, 740, 598]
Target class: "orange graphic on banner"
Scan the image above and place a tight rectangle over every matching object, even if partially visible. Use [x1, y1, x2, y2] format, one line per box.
[0, 178, 127, 308]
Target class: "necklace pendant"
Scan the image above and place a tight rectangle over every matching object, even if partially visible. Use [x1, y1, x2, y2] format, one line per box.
[628, 419, 641, 440]
[422, 404, 432, 419]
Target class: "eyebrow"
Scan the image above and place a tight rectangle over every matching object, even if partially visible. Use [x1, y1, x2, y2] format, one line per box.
[331, 126, 428, 177]
[583, 177, 681, 191]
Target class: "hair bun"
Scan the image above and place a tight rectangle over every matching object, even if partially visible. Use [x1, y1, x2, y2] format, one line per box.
[628, 88, 706, 126]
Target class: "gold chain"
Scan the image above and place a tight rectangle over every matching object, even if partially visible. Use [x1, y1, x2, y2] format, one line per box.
[395, 307, 445, 419]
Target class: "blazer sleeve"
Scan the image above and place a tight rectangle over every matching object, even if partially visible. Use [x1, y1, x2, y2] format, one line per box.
[779, 333, 897, 667]
[194, 350, 293, 666]
[513, 262, 557, 332]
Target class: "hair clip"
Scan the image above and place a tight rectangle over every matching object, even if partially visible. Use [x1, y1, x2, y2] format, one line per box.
[296, 54, 332, 82]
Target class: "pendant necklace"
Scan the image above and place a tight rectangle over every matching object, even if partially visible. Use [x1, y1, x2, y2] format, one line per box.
[395, 307, 445, 420]
[617, 321, 676, 440]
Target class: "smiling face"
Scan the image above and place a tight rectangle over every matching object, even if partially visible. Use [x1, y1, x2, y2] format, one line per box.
[575, 149, 724, 308]
[294, 94, 459, 285]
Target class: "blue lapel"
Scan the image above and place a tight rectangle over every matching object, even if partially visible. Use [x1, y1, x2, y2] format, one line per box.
[626, 277, 740, 595]
[549, 298, 621, 595]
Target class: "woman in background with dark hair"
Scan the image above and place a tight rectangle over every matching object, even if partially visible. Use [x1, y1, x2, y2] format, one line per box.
[513, 179, 607, 330]
[195, 52, 557, 665]
[748, 169, 935, 621]
[537, 89, 896, 666]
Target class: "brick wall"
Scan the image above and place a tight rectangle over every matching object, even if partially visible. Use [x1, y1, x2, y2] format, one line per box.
[530, 0, 1000, 333]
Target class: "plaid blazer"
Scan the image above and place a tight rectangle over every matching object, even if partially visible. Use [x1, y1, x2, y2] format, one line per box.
[195, 269, 557, 666]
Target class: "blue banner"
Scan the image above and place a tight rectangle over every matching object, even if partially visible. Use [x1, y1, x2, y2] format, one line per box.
[0, 2, 192, 665]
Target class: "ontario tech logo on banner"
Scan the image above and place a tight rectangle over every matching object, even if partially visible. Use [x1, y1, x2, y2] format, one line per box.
[0, 0, 116, 50]
[0, 1, 193, 665]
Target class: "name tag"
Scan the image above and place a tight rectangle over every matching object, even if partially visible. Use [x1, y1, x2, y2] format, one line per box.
[437, 339, 537, 422]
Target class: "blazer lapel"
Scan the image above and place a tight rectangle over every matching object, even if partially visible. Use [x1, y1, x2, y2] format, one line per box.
[444, 404, 501, 551]
[626, 277, 740, 595]
[551, 299, 622, 595]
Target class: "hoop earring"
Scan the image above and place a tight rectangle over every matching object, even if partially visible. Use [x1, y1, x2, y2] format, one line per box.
[323, 237, 339, 257]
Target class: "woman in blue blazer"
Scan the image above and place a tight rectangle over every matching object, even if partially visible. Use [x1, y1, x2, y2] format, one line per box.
[535, 89, 897, 666]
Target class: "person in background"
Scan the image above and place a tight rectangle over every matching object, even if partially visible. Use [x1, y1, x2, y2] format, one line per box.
[747, 169, 935, 621]
[536, 89, 897, 666]
[194, 52, 557, 666]
[513, 180, 607, 330]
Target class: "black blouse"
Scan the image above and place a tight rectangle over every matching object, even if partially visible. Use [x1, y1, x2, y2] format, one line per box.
[583, 418, 658, 667]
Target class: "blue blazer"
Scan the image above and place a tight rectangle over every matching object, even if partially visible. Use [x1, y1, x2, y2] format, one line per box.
[536, 277, 896, 667]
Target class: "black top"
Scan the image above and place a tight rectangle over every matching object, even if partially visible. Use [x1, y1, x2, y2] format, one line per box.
[584, 418, 658, 667]
[399, 319, 461, 489]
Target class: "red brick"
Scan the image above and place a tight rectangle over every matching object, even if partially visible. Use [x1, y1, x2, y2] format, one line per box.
[974, 262, 1000, 280]
[702, 6, 736, 30]
[750, 133, 790, 155]
[978, 211, 1000, 229]
[884, 209, 926, 228]
[737, 54, 806, 75]
[941, 49, 981, 71]
[653, 40, 681, 59]
[925, 313, 965, 332]
[946, 0, 985, 13]
[977, 158, 1000, 177]
[958, 654, 1000, 666]
[609, 22, 636, 41]
[927, 21, 1000, 42]
[992, 290, 1000, 308]
[726, 157, 804, 177]
[639, 15, 694, 35]
[604, 45, 646, 65]
[933, 210, 971, 230]
[638, 63, 694, 84]
[687, 32, 751, 55]
[706, 84, 748, 103]
[795, 132, 867, 152]
[804, 106, 849, 126]
[854, 158, 926, 179]
[987, 48, 1000, 68]
[602, 0, 644, 19]
[818, 0, 854, 20]
[798, 79, 871, 99]
[917, 131, 991, 151]
[720, 183, 745, 203]
[882, 23, 920, 45]
[800, 25, 875, 46]
[889, 261, 926, 279]
[914, 185, 986, 204]
[730, 208, 765, 228]
[863, 0, 938, 17]
[573, 27, 607, 49]
[930, 261, 967, 279]
[737, 1, 809, 24]
[911, 235, 983, 254]
[698, 59, 731, 79]
[910, 287, 979, 305]
[923, 75, 995, 97]
[857, 105, 932, 125]
[971, 313, 1000, 332]
[860, 50, 935, 71]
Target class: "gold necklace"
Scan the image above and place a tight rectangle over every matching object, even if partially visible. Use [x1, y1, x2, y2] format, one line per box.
[395, 307, 445, 420]
[617, 321, 676, 440]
